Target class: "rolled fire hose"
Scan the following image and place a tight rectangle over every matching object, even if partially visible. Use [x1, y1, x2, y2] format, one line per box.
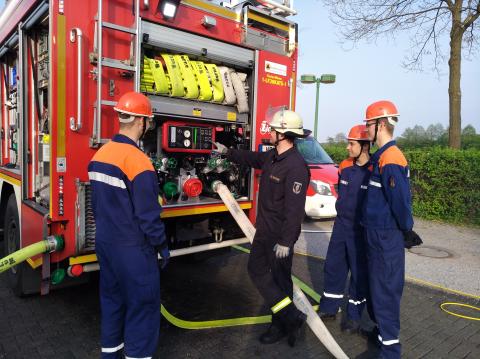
[161, 54, 185, 97]
[147, 57, 169, 94]
[230, 71, 249, 113]
[175, 55, 199, 99]
[218, 66, 237, 105]
[191, 61, 213, 101]
[204, 64, 225, 103]
[211, 181, 349, 359]
[0, 235, 64, 274]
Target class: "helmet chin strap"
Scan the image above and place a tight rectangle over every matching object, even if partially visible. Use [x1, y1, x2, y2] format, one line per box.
[354, 141, 370, 164]
[371, 120, 379, 147]
[272, 131, 287, 147]
[139, 117, 148, 142]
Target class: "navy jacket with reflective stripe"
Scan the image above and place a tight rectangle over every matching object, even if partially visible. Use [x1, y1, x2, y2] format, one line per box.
[361, 140, 413, 231]
[335, 158, 371, 228]
[88, 134, 166, 247]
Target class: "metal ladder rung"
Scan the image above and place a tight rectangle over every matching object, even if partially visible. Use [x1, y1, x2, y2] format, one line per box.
[102, 21, 136, 34]
[102, 58, 135, 71]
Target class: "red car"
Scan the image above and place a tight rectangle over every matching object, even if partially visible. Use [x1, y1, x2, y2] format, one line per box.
[295, 136, 338, 219]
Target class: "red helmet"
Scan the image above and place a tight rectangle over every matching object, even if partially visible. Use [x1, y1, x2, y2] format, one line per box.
[365, 100, 399, 121]
[347, 124, 369, 141]
[114, 92, 154, 121]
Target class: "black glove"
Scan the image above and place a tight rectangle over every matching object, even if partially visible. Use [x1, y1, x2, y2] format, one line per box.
[403, 230, 423, 249]
[155, 242, 170, 269]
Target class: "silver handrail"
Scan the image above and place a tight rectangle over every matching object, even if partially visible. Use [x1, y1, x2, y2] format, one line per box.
[69, 28, 83, 131]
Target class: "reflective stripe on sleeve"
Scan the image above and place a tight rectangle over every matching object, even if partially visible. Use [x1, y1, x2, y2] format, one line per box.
[323, 291, 344, 299]
[340, 180, 348, 185]
[101, 343, 124, 353]
[88, 172, 126, 189]
[360, 185, 368, 189]
[271, 296, 292, 313]
[369, 180, 382, 188]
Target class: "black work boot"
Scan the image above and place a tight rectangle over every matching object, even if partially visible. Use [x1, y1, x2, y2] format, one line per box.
[259, 316, 286, 344]
[341, 319, 360, 334]
[286, 308, 307, 347]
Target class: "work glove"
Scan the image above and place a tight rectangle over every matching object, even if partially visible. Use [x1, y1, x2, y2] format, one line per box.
[155, 242, 170, 270]
[273, 244, 290, 259]
[403, 230, 423, 249]
[212, 141, 228, 155]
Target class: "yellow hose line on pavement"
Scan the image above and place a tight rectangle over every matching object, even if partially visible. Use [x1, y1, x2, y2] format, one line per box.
[440, 302, 480, 321]
[160, 245, 321, 330]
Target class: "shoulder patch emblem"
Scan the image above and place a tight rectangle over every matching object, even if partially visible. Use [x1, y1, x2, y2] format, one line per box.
[293, 182, 302, 194]
[389, 176, 395, 188]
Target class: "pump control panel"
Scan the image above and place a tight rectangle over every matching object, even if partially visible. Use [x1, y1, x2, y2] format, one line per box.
[162, 121, 215, 153]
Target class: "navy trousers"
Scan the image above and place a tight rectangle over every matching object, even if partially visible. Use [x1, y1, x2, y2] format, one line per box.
[320, 221, 368, 321]
[366, 228, 405, 359]
[96, 241, 161, 359]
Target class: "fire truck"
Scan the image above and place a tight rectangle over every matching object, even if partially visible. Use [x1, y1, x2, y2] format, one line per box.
[0, 0, 299, 296]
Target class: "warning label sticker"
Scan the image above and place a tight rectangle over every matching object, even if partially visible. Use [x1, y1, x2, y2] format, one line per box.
[265, 61, 287, 77]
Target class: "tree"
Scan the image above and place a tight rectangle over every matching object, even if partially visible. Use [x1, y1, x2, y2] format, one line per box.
[334, 132, 347, 143]
[425, 123, 446, 141]
[323, 0, 480, 149]
[462, 124, 477, 135]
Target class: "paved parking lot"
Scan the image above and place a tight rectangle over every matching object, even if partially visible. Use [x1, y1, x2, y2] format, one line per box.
[1, 245, 479, 359]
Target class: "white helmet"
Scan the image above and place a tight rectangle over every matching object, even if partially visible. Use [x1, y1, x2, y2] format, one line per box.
[269, 109, 309, 137]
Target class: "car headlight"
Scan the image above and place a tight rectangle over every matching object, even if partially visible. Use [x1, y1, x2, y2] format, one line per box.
[310, 180, 333, 196]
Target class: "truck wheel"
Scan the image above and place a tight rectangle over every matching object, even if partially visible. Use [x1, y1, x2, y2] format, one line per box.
[4, 194, 39, 296]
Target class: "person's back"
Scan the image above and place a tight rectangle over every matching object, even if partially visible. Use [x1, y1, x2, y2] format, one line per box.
[88, 92, 168, 359]
[89, 136, 158, 245]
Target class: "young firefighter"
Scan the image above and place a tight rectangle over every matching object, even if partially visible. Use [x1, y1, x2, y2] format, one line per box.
[213, 109, 310, 347]
[361, 100, 413, 359]
[319, 124, 371, 333]
[88, 92, 169, 359]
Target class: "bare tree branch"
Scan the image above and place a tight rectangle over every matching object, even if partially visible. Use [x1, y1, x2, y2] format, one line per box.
[322, 0, 480, 148]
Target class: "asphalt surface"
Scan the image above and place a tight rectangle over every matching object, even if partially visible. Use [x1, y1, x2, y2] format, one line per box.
[0, 220, 479, 359]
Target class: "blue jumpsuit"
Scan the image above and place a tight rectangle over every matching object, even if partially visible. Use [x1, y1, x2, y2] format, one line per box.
[361, 140, 413, 359]
[88, 134, 167, 359]
[320, 157, 370, 321]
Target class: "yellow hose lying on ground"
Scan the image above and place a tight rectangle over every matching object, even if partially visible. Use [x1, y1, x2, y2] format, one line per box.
[0, 236, 64, 274]
[212, 181, 349, 359]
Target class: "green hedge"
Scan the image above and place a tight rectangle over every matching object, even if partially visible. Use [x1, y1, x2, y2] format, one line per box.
[323, 144, 480, 225]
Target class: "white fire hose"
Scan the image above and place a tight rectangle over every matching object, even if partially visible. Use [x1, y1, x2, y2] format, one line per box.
[212, 181, 348, 359]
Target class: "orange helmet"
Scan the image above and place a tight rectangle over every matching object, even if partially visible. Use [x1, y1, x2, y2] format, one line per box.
[114, 92, 154, 122]
[365, 100, 399, 122]
[347, 124, 369, 141]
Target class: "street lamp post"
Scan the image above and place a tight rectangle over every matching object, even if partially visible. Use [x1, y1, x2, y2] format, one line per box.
[300, 74, 336, 139]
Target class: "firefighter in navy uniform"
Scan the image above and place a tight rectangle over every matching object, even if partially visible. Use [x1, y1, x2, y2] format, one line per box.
[319, 124, 371, 333]
[213, 109, 310, 347]
[88, 92, 169, 359]
[361, 100, 414, 359]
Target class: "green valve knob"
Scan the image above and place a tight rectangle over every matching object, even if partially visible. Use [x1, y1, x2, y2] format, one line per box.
[167, 158, 177, 169]
[163, 182, 178, 198]
[51, 268, 66, 285]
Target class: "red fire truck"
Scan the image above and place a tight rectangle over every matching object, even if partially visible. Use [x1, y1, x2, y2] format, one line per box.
[0, 0, 299, 296]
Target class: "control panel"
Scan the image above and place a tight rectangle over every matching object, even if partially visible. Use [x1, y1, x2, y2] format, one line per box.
[162, 121, 215, 153]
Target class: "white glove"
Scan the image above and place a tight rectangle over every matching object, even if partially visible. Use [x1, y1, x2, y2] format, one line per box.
[273, 244, 290, 259]
[212, 141, 228, 155]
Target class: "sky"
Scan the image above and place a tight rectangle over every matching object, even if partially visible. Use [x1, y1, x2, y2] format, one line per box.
[294, 2, 480, 141]
[1, 0, 479, 141]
